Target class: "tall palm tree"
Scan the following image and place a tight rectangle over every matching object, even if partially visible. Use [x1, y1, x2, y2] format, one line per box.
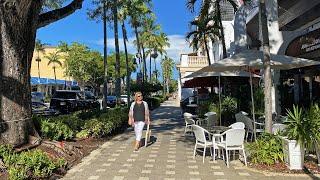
[118, 0, 132, 108]
[111, 0, 121, 103]
[186, 15, 219, 65]
[141, 17, 161, 82]
[161, 56, 175, 94]
[127, 0, 152, 82]
[35, 39, 46, 81]
[45, 51, 62, 86]
[87, 0, 111, 107]
[187, 0, 239, 58]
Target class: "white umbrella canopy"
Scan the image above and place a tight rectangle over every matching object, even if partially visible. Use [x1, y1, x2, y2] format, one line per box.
[184, 70, 260, 79]
[198, 49, 320, 72]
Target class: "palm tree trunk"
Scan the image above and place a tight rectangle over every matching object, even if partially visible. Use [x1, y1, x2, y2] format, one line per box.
[122, 21, 131, 108]
[53, 67, 57, 87]
[204, 35, 211, 65]
[37, 61, 41, 80]
[154, 58, 157, 81]
[103, 0, 108, 108]
[216, 2, 227, 58]
[141, 44, 147, 82]
[134, 25, 143, 77]
[113, 0, 121, 104]
[149, 54, 152, 82]
[259, 0, 272, 133]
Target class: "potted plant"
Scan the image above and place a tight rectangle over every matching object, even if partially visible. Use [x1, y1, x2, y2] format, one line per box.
[282, 104, 320, 170]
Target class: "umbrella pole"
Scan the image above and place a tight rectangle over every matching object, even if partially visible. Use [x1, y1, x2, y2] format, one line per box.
[219, 75, 222, 126]
[250, 71, 257, 141]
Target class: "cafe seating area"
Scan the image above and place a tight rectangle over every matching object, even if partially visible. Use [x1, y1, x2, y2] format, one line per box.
[184, 110, 287, 167]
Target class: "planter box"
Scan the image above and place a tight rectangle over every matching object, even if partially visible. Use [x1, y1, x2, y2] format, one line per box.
[281, 137, 304, 170]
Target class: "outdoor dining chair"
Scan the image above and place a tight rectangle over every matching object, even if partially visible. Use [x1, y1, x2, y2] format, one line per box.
[213, 129, 247, 168]
[192, 125, 218, 163]
[228, 122, 245, 129]
[196, 112, 218, 127]
[235, 112, 264, 141]
[184, 112, 196, 135]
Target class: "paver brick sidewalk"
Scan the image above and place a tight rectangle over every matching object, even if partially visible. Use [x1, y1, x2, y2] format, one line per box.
[63, 99, 309, 180]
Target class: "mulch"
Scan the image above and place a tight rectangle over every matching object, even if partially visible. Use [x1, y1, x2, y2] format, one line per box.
[249, 155, 320, 175]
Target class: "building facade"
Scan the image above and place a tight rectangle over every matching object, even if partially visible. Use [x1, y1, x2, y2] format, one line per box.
[31, 46, 77, 96]
[234, 0, 320, 113]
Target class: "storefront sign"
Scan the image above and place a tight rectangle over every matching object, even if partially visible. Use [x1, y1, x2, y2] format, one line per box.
[286, 28, 320, 57]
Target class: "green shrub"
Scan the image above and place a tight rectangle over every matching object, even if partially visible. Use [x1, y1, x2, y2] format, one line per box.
[221, 96, 237, 115]
[40, 120, 74, 140]
[0, 145, 65, 179]
[76, 129, 91, 139]
[246, 133, 284, 165]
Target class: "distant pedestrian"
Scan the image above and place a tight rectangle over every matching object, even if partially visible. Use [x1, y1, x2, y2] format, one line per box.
[128, 92, 150, 151]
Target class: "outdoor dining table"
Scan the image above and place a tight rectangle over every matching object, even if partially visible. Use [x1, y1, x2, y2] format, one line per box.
[200, 125, 231, 134]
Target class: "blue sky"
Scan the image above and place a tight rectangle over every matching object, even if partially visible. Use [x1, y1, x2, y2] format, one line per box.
[37, 0, 196, 80]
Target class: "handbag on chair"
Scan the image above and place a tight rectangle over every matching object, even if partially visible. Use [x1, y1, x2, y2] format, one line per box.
[145, 124, 151, 147]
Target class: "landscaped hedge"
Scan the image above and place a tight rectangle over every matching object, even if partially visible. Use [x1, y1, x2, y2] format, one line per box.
[32, 108, 129, 141]
[145, 95, 168, 110]
[0, 145, 65, 180]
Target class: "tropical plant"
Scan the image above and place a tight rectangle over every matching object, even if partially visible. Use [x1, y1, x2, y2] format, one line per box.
[161, 56, 175, 94]
[246, 133, 284, 165]
[87, 0, 111, 107]
[186, 15, 219, 65]
[127, 0, 153, 81]
[45, 51, 63, 86]
[35, 39, 46, 80]
[186, 0, 240, 58]
[284, 105, 320, 151]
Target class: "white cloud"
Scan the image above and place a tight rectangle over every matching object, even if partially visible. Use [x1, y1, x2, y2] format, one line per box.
[95, 34, 192, 63]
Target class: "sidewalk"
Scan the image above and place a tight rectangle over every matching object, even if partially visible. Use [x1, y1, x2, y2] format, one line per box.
[63, 99, 309, 180]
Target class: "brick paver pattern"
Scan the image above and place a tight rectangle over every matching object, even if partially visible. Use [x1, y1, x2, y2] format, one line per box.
[63, 99, 310, 180]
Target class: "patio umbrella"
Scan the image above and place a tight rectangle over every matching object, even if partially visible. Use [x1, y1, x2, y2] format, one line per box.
[184, 70, 260, 126]
[197, 49, 320, 139]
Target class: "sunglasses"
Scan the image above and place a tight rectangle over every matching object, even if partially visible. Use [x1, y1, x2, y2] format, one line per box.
[137, 95, 142, 97]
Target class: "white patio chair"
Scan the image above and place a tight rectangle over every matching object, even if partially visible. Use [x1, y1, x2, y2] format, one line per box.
[235, 112, 264, 141]
[184, 113, 196, 135]
[214, 129, 247, 168]
[196, 112, 218, 127]
[272, 123, 286, 134]
[192, 125, 217, 163]
[229, 122, 245, 129]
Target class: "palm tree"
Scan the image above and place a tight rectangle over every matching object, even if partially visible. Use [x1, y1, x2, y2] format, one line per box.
[187, 0, 240, 58]
[45, 52, 62, 86]
[110, 0, 121, 103]
[141, 17, 161, 82]
[186, 15, 219, 65]
[161, 56, 175, 94]
[87, 0, 111, 107]
[35, 39, 46, 81]
[118, 0, 132, 108]
[127, 0, 152, 82]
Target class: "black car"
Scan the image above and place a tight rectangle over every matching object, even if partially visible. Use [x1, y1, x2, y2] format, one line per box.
[32, 102, 59, 116]
[106, 96, 117, 108]
[50, 90, 100, 114]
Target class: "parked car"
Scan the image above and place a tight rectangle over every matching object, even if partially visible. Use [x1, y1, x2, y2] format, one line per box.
[120, 95, 131, 105]
[32, 102, 59, 116]
[106, 96, 117, 108]
[50, 90, 100, 114]
[31, 92, 45, 103]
